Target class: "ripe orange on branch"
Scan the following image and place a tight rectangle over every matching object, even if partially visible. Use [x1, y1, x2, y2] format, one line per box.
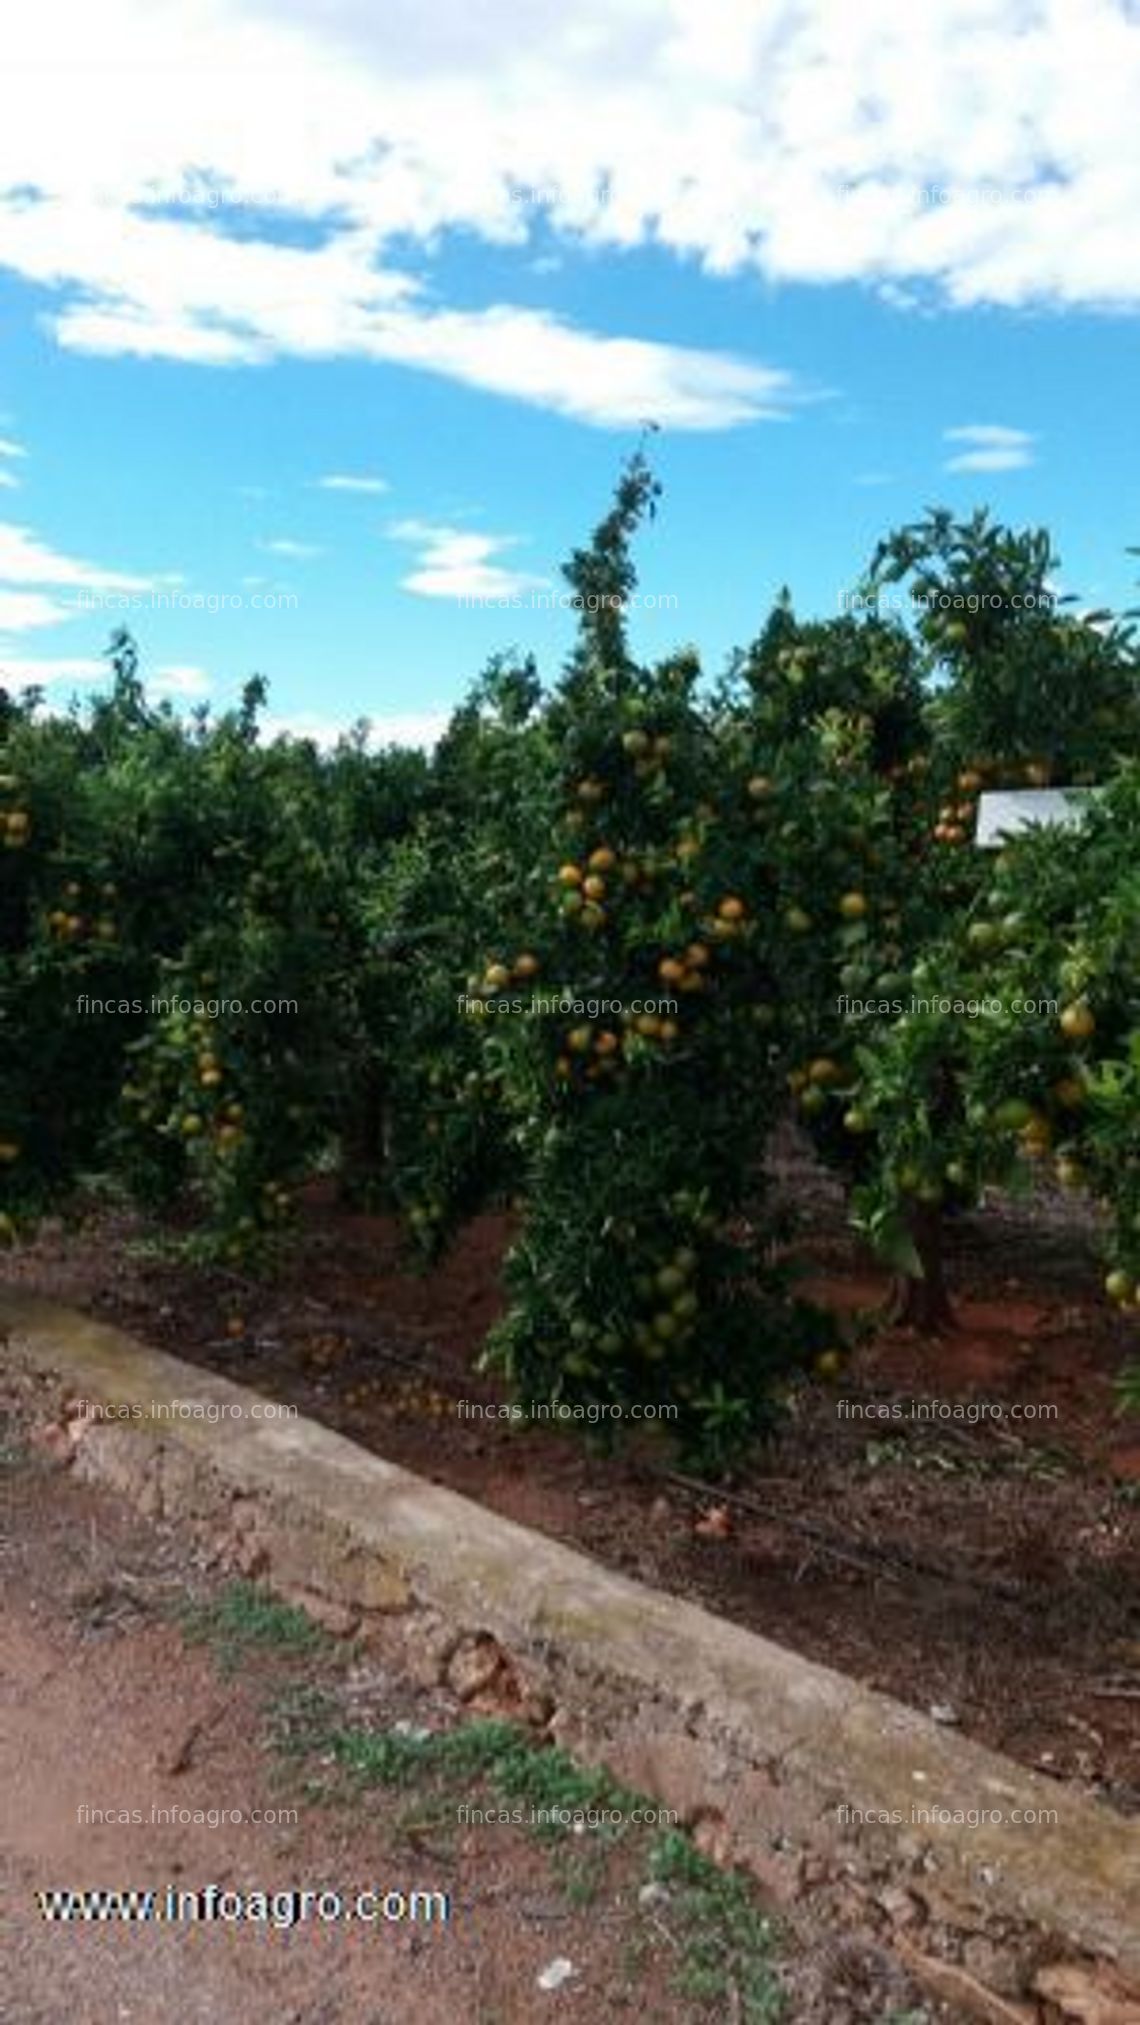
[1059, 1001, 1096, 1041]
[838, 891, 868, 920]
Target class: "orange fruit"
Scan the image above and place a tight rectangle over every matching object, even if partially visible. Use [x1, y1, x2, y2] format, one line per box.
[1059, 1002, 1095, 1041]
[808, 1057, 843, 1086]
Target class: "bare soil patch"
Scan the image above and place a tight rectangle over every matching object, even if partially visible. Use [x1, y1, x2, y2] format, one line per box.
[5, 1140, 1138, 1814]
[1, 1429, 962, 2023]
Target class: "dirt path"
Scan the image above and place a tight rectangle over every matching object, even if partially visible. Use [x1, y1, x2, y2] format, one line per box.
[0, 1444, 693, 2024]
[2, 1475, 508, 2022]
[2, 1435, 949, 2025]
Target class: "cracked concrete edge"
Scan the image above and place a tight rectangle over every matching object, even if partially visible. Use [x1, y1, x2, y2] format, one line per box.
[3, 1290, 1138, 1991]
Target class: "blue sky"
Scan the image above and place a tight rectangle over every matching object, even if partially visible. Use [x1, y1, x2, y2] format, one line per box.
[1, 0, 1138, 745]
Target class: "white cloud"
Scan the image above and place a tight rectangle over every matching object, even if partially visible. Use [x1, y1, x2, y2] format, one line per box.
[0, 436, 25, 491]
[0, 521, 155, 631]
[260, 706, 450, 749]
[0, 652, 105, 683]
[0, 590, 72, 632]
[0, 521, 153, 591]
[0, 0, 1135, 439]
[388, 518, 548, 601]
[318, 473, 390, 494]
[368, 306, 798, 428]
[943, 424, 1035, 472]
[256, 536, 323, 558]
[152, 663, 211, 698]
[946, 449, 1032, 473]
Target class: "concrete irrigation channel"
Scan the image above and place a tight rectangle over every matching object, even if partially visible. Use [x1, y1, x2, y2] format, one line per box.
[3, 1289, 1138, 2021]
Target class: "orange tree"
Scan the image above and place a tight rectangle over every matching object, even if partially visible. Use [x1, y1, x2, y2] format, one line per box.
[704, 585, 979, 1323]
[0, 644, 175, 1226]
[720, 597, 936, 1143]
[748, 514, 1140, 1323]
[834, 762, 1140, 1332]
[1, 639, 435, 1252]
[110, 706, 436, 1258]
[468, 460, 833, 1467]
[865, 508, 1140, 782]
[350, 657, 554, 1252]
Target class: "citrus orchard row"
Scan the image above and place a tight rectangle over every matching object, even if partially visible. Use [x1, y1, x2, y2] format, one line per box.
[2, 478, 1137, 1460]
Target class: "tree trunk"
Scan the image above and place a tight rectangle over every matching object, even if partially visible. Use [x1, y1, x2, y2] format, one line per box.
[338, 1057, 388, 1206]
[887, 1202, 955, 1330]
